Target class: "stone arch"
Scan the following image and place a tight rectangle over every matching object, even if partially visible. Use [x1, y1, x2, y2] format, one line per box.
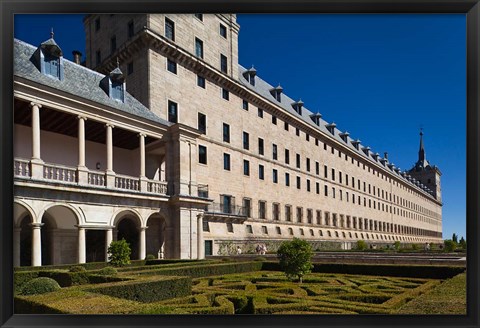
[112, 209, 143, 260]
[40, 203, 83, 265]
[14, 200, 36, 227]
[145, 212, 167, 259]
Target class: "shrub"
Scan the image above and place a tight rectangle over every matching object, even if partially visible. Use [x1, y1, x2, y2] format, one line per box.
[40, 270, 89, 287]
[107, 239, 131, 267]
[97, 266, 118, 276]
[443, 240, 456, 252]
[20, 277, 61, 295]
[69, 266, 86, 272]
[277, 238, 314, 283]
[394, 241, 401, 251]
[145, 254, 156, 260]
[356, 240, 367, 251]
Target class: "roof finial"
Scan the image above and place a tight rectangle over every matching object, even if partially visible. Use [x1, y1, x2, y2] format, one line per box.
[50, 28, 54, 39]
[116, 57, 120, 68]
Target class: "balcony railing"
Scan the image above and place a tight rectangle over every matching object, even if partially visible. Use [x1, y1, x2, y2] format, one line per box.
[197, 184, 209, 198]
[14, 158, 167, 196]
[205, 202, 247, 217]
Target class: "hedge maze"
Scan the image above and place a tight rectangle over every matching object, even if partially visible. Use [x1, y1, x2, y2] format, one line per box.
[13, 261, 464, 315]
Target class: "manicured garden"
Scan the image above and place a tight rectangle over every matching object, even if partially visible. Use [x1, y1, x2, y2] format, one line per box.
[14, 259, 466, 315]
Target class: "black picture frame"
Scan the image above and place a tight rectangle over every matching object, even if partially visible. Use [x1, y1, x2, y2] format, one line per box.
[1, 1, 479, 327]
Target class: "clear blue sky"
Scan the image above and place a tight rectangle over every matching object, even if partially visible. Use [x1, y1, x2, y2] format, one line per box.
[14, 14, 467, 241]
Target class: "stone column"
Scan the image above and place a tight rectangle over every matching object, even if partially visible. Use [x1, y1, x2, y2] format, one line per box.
[139, 227, 147, 260]
[77, 227, 86, 264]
[105, 228, 113, 261]
[77, 116, 89, 184]
[30, 102, 44, 179]
[31, 222, 44, 267]
[13, 228, 21, 267]
[139, 133, 147, 192]
[197, 214, 204, 259]
[105, 124, 115, 188]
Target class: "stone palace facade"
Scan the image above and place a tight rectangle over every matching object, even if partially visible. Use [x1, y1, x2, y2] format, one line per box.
[13, 14, 443, 266]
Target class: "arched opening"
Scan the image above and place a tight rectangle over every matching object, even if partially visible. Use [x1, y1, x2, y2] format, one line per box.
[19, 216, 32, 266]
[146, 214, 166, 259]
[86, 230, 106, 262]
[116, 217, 140, 260]
[41, 205, 80, 265]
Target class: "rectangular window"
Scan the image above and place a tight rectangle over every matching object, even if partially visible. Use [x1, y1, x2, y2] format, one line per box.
[220, 195, 233, 214]
[258, 201, 266, 219]
[223, 123, 230, 143]
[272, 144, 278, 160]
[243, 132, 249, 150]
[324, 165, 328, 178]
[339, 172, 342, 184]
[220, 54, 228, 73]
[243, 198, 252, 217]
[272, 115, 277, 125]
[306, 158, 311, 172]
[220, 23, 227, 38]
[324, 185, 328, 196]
[296, 128, 300, 136]
[223, 153, 231, 171]
[128, 20, 134, 38]
[316, 182, 320, 194]
[258, 164, 264, 180]
[226, 222, 234, 233]
[258, 138, 264, 155]
[243, 160, 250, 176]
[306, 133, 310, 141]
[315, 162, 320, 175]
[198, 113, 206, 134]
[307, 179, 311, 192]
[243, 100, 249, 110]
[95, 18, 100, 31]
[262, 226, 268, 234]
[222, 88, 229, 100]
[167, 100, 178, 123]
[285, 205, 292, 222]
[167, 59, 177, 74]
[284, 121, 289, 131]
[296, 154, 301, 169]
[276, 226, 282, 235]
[195, 38, 204, 58]
[273, 169, 278, 183]
[296, 176, 301, 189]
[332, 168, 335, 181]
[198, 145, 207, 164]
[194, 14, 203, 21]
[273, 203, 280, 220]
[165, 18, 175, 41]
[258, 108, 263, 118]
[285, 172, 290, 186]
[197, 75, 206, 88]
[296, 207, 303, 223]
[110, 35, 116, 54]
[307, 209, 313, 224]
[203, 221, 210, 232]
[246, 225, 253, 234]
[332, 187, 336, 198]
[95, 50, 101, 66]
[285, 149, 290, 164]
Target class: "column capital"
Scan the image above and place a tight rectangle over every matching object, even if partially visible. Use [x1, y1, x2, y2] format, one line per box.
[30, 222, 44, 228]
[29, 102, 42, 109]
[77, 115, 88, 121]
[138, 132, 147, 138]
[197, 213, 204, 220]
[105, 123, 115, 128]
[139, 226, 148, 231]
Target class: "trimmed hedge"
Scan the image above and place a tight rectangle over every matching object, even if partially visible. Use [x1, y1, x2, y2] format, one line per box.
[14, 260, 146, 272]
[88, 276, 191, 303]
[14, 297, 67, 314]
[261, 262, 465, 279]
[20, 277, 61, 296]
[14, 271, 40, 294]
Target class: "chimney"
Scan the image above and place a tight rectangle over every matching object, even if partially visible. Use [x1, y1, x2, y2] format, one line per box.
[72, 50, 82, 64]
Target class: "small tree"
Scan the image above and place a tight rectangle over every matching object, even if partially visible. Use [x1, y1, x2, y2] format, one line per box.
[443, 239, 456, 253]
[277, 238, 313, 283]
[452, 233, 458, 243]
[459, 237, 466, 250]
[394, 241, 401, 251]
[356, 240, 367, 251]
[107, 239, 131, 267]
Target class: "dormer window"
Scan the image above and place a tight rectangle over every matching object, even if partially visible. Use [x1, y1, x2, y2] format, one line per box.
[326, 122, 336, 135]
[270, 85, 283, 102]
[362, 146, 370, 156]
[33, 30, 64, 80]
[339, 131, 350, 143]
[373, 153, 379, 161]
[310, 112, 322, 126]
[351, 139, 361, 150]
[243, 66, 256, 86]
[100, 59, 125, 102]
[291, 99, 303, 115]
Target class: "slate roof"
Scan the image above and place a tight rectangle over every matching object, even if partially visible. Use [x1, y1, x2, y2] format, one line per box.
[237, 65, 436, 196]
[14, 38, 171, 127]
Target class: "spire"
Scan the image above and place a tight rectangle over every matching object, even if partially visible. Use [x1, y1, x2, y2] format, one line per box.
[418, 128, 425, 162]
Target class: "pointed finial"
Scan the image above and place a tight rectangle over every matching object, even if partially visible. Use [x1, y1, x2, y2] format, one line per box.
[50, 28, 54, 39]
[420, 127, 423, 136]
[116, 57, 120, 68]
